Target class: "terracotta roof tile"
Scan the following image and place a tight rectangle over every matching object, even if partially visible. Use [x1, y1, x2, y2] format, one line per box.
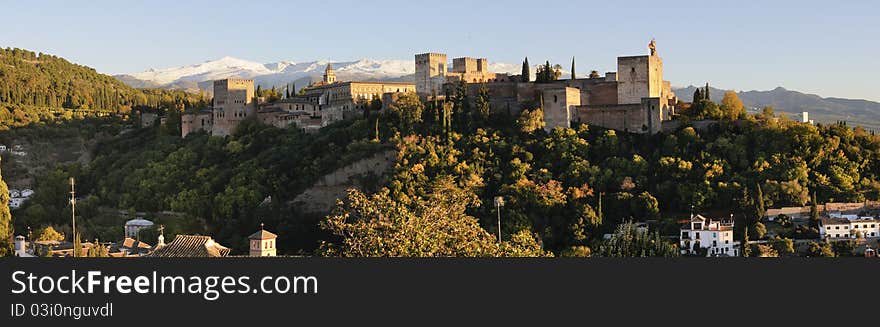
[147, 235, 230, 257]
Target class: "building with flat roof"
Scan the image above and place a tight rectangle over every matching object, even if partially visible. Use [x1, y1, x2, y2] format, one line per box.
[819, 216, 880, 239]
[680, 214, 739, 257]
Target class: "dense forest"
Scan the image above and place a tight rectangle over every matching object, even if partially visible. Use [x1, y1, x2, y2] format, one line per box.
[12, 85, 880, 257]
[0, 47, 207, 129]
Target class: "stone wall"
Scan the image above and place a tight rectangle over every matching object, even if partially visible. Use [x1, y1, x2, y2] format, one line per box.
[181, 111, 213, 137]
[292, 150, 397, 213]
[575, 97, 662, 134]
[542, 87, 581, 132]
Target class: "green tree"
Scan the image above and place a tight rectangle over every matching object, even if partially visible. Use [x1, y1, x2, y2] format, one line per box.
[704, 82, 711, 101]
[742, 228, 751, 257]
[86, 240, 109, 257]
[809, 192, 820, 228]
[319, 179, 549, 257]
[596, 222, 679, 257]
[517, 108, 545, 134]
[72, 231, 81, 258]
[387, 92, 424, 133]
[474, 83, 491, 123]
[769, 236, 795, 256]
[693, 88, 702, 102]
[755, 184, 766, 220]
[570, 57, 576, 80]
[36, 226, 64, 242]
[0, 157, 11, 256]
[521, 57, 530, 82]
[720, 91, 744, 120]
[559, 245, 591, 257]
[831, 240, 857, 257]
[750, 221, 767, 240]
[807, 241, 835, 257]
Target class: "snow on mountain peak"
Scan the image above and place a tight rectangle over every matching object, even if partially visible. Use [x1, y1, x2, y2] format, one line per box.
[124, 56, 521, 89]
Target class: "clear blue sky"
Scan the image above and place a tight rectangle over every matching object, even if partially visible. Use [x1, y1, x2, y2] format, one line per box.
[2, 0, 878, 101]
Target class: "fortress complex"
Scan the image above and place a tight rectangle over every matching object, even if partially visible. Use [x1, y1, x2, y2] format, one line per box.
[416, 40, 677, 134]
[184, 40, 676, 137]
[181, 64, 415, 137]
[296, 64, 415, 125]
[415, 53, 511, 96]
[182, 78, 256, 137]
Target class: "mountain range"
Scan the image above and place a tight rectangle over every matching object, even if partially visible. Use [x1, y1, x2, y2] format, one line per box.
[673, 86, 880, 130]
[114, 56, 880, 130]
[114, 56, 525, 94]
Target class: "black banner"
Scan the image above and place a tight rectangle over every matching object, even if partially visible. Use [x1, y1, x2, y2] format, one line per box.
[1, 258, 878, 325]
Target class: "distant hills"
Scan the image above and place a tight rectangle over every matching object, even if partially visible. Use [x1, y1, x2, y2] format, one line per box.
[0, 47, 204, 128]
[674, 86, 880, 130]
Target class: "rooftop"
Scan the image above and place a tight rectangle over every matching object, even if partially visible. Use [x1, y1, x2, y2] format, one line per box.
[248, 228, 277, 240]
[147, 235, 230, 257]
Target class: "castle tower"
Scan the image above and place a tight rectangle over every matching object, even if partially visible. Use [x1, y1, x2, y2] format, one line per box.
[248, 223, 277, 257]
[211, 78, 256, 136]
[415, 53, 447, 96]
[323, 63, 336, 84]
[616, 40, 663, 105]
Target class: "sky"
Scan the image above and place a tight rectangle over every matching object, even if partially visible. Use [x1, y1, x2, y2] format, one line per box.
[2, 0, 878, 101]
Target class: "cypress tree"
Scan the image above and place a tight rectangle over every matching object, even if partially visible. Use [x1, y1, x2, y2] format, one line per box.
[0, 158, 12, 256]
[810, 191, 819, 228]
[693, 88, 702, 102]
[374, 117, 380, 142]
[72, 232, 81, 258]
[742, 228, 751, 257]
[570, 57, 576, 80]
[755, 183, 765, 220]
[522, 57, 530, 82]
[704, 83, 711, 101]
[545, 61, 551, 82]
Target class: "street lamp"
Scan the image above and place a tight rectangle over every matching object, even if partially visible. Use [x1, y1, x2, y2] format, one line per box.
[494, 196, 505, 243]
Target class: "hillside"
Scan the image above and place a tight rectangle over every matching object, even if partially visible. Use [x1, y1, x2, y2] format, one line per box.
[0, 47, 206, 129]
[674, 86, 880, 130]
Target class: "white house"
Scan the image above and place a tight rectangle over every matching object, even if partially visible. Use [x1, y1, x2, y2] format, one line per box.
[9, 198, 25, 209]
[20, 189, 34, 197]
[819, 217, 880, 239]
[124, 218, 154, 238]
[13, 235, 35, 257]
[680, 215, 739, 257]
[0, 145, 6, 152]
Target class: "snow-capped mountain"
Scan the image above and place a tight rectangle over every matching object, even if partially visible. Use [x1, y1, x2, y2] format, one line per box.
[115, 56, 527, 92]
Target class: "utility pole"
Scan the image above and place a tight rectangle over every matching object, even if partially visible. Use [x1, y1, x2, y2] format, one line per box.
[494, 196, 505, 244]
[69, 177, 76, 257]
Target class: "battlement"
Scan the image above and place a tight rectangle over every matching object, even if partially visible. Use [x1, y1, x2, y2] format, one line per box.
[416, 52, 447, 58]
[452, 57, 488, 74]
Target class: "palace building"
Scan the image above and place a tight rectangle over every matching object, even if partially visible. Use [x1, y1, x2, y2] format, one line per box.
[183, 64, 416, 137]
[415, 40, 677, 134]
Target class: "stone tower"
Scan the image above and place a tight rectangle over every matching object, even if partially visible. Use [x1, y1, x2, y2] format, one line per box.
[616, 41, 663, 105]
[323, 63, 336, 84]
[211, 78, 256, 136]
[415, 53, 447, 96]
[248, 223, 277, 257]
